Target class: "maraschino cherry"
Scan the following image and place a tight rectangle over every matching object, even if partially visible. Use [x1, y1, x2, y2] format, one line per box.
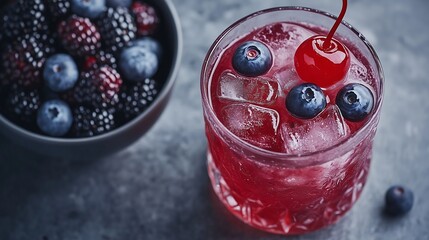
[294, 0, 350, 88]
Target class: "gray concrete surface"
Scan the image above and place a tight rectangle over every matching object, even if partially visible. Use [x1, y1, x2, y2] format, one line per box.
[1, 0, 429, 239]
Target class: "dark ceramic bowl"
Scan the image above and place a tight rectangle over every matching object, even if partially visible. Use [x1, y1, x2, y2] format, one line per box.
[0, 0, 182, 158]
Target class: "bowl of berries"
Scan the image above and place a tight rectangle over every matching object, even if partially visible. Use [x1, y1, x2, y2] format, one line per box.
[0, 0, 182, 158]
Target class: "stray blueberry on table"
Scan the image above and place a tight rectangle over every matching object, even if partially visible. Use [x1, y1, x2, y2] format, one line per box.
[385, 185, 414, 216]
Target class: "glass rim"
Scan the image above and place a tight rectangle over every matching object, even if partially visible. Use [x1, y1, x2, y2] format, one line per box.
[201, 6, 384, 165]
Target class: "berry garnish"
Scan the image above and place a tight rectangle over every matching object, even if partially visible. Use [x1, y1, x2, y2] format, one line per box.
[119, 45, 159, 82]
[97, 7, 137, 53]
[118, 78, 159, 121]
[385, 185, 414, 216]
[2, 35, 53, 88]
[336, 83, 373, 122]
[58, 16, 101, 57]
[131, 2, 159, 36]
[46, 0, 72, 21]
[294, 36, 350, 88]
[4, 84, 41, 126]
[72, 105, 116, 137]
[37, 100, 73, 137]
[106, 0, 131, 8]
[286, 83, 327, 119]
[232, 41, 272, 77]
[43, 54, 79, 92]
[130, 37, 162, 57]
[73, 66, 122, 107]
[70, 0, 106, 19]
[294, 0, 350, 88]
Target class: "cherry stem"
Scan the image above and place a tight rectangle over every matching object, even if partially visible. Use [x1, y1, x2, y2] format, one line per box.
[323, 0, 348, 50]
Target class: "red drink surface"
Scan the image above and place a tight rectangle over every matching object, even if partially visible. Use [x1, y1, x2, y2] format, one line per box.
[205, 21, 379, 234]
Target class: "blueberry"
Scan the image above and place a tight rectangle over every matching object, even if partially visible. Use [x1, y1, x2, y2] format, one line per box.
[106, 0, 131, 8]
[286, 83, 327, 119]
[131, 37, 162, 57]
[71, 0, 106, 19]
[43, 54, 79, 92]
[232, 41, 272, 77]
[37, 100, 73, 137]
[119, 45, 158, 82]
[385, 185, 414, 216]
[336, 83, 374, 122]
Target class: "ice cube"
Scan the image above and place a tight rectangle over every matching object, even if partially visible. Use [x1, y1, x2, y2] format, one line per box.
[218, 71, 279, 105]
[254, 22, 312, 49]
[273, 65, 301, 92]
[221, 103, 280, 150]
[281, 105, 350, 154]
[254, 23, 313, 66]
[349, 63, 368, 81]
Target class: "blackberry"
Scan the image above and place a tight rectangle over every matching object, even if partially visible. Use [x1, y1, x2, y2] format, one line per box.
[83, 50, 118, 71]
[131, 2, 159, 36]
[0, 0, 49, 40]
[118, 78, 159, 121]
[31, 31, 58, 51]
[72, 105, 116, 137]
[46, 0, 72, 21]
[3, 84, 41, 127]
[97, 7, 137, 53]
[58, 16, 101, 57]
[2, 35, 54, 88]
[73, 66, 122, 107]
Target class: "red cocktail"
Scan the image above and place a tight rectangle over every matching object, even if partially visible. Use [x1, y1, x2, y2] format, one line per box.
[201, 6, 383, 235]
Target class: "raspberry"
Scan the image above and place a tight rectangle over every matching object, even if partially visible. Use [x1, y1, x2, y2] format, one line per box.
[72, 105, 116, 137]
[97, 7, 137, 53]
[0, 0, 49, 40]
[131, 2, 159, 36]
[46, 0, 72, 21]
[73, 66, 122, 107]
[1, 35, 54, 88]
[58, 16, 101, 57]
[118, 78, 159, 121]
[83, 51, 118, 71]
[3, 84, 41, 127]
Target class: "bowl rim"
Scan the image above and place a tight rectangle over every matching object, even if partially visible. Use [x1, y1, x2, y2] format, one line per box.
[0, 0, 183, 144]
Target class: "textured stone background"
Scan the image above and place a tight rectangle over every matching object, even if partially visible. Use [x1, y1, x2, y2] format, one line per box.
[1, 0, 429, 239]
